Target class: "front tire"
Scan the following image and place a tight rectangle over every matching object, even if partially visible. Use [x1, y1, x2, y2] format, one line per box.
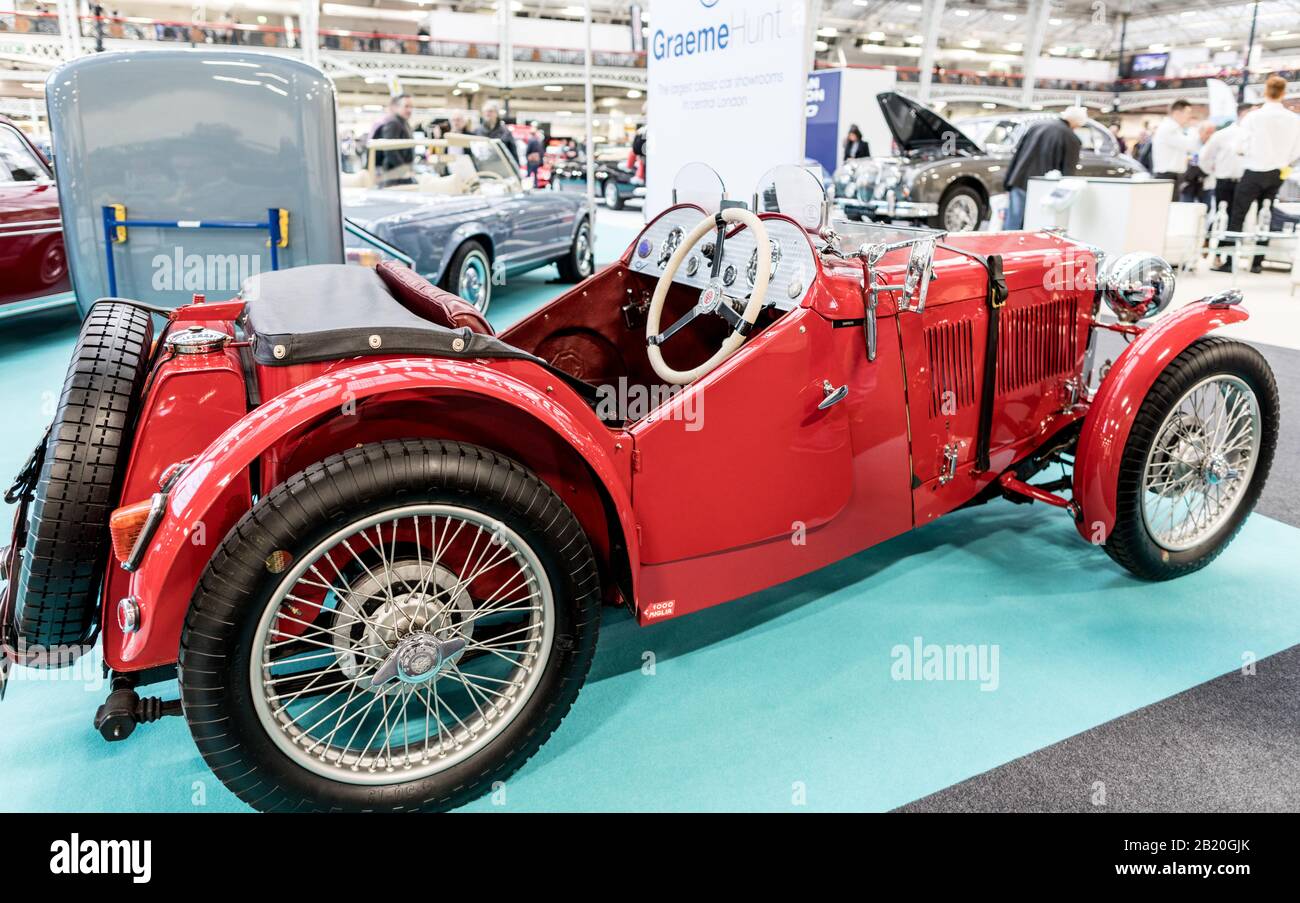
[1105, 338, 1279, 580]
[604, 179, 624, 210]
[179, 440, 601, 812]
[928, 184, 985, 232]
[441, 240, 492, 314]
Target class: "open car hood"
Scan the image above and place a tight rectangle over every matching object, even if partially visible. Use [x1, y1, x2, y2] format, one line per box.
[876, 92, 981, 155]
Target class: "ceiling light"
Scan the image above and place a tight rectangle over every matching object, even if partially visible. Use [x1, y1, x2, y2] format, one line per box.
[961, 39, 981, 48]
[626, 89, 642, 98]
[1003, 13, 1017, 21]
[906, 34, 924, 44]
[954, 9, 969, 16]
[867, 31, 886, 41]
[818, 27, 839, 37]
[1049, 18, 1063, 25]
[543, 85, 563, 92]
[1004, 42, 1023, 51]
[1049, 46, 1067, 55]
[982, 102, 997, 109]
[814, 40, 829, 51]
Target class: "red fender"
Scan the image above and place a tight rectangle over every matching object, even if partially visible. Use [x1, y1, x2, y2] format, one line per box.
[1073, 300, 1249, 543]
[118, 357, 637, 669]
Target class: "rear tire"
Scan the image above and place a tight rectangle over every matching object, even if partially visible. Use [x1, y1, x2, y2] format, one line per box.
[1104, 338, 1278, 580]
[557, 217, 594, 283]
[14, 301, 153, 651]
[179, 440, 602, 812]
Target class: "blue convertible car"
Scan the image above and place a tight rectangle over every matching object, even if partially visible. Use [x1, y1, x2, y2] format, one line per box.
[342, 135, 594, 313]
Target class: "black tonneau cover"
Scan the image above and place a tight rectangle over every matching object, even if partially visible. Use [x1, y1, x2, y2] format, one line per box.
[240, 265, 602, 406]
[242, 265, 534, 367]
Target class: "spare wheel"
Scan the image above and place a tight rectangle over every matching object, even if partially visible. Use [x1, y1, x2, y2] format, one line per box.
[7, 301, 153, 654]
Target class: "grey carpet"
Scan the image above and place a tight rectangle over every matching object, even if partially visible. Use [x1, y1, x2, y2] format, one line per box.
[897, 644, 1300, 812]
[898, 341, 1300, 813]
[1251, 342, 1300, 528]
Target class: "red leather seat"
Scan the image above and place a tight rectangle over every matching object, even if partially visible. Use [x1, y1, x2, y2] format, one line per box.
[376, 260, 495, 336]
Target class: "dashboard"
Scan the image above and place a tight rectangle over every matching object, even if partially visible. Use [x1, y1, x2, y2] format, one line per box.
[627, 207, 818, 311]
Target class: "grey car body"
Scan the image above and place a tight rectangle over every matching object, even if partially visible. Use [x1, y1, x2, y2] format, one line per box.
[833, 92, 1146, 232]
[343, 136, 592, 311]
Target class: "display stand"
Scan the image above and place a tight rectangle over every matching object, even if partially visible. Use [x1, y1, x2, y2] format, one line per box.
[1024, 176, 1175, 256]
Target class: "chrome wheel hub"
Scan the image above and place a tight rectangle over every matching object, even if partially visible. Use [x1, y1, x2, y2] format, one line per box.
[1141, 375, 1260, 552]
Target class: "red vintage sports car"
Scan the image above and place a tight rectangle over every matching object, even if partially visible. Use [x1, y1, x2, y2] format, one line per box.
[0, 115, 69, 311]
[0, 167, 1278, 812]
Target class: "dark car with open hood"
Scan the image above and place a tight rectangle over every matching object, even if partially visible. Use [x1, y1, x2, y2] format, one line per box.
[832, 92, 1145, 232]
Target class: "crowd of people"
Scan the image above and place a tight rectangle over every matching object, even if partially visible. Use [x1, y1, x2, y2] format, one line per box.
[363, 95, 574, 189]
[1131, 77, 1300, 273]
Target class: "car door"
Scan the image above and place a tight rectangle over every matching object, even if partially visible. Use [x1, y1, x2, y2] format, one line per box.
[632, 307, 855, 564]
[0, 123, 68, 308]
[473, 140, 566, 268]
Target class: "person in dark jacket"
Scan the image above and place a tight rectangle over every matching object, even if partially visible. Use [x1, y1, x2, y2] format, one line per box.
[843, 125, 870, 160]
[475, 100, 519, 165]
[370, 93, 415, 186]
[1003, 106, 1086, 229]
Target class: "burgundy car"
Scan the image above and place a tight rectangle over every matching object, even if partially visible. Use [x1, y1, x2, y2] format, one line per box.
[0, 116, 68, 310]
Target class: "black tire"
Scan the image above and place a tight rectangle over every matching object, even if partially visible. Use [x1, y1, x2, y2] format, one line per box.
[928, 183, 986, 232]
[556, 217, 594, 283]
[1104, 337, 1279, 581]
[604, 179, 624, 211]
[179, 440, 602, 813]
[15, 301, 153, 651]
[441, 240, 492, 314]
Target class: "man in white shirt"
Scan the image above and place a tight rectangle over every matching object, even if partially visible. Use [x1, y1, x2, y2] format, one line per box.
[1214, 76, 1300, 272]
[1200, 103, 1252, 223]
[1151, 99, 1198, 200]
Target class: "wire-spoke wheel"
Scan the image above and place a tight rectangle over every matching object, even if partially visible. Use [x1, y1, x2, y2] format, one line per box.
[180, 440, 601, 812]
[1106, 337, 1278, 580]
[1140, 376, 1260, 552]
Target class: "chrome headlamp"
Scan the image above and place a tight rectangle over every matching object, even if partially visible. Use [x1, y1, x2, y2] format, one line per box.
[1098, 252, 1176, 323]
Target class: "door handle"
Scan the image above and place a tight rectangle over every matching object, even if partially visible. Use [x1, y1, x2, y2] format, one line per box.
[819, 380, 848, 410]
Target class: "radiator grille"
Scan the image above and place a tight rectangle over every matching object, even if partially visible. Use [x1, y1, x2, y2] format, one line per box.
[998, 297, 1078, 394]
[925, 318, 976, 418]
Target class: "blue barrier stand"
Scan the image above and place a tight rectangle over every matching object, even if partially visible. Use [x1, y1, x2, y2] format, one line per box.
[102, 206, 286, 297]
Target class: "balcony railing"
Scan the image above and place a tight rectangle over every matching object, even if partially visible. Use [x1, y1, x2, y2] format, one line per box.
[0, 10, 648, 68]
[818, 60, 1291, 94]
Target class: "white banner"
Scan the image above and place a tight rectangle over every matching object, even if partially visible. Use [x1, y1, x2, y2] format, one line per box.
[646, 0, 812, 216]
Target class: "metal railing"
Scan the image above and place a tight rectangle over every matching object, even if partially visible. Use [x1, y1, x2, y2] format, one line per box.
[0, 10, 647, 68]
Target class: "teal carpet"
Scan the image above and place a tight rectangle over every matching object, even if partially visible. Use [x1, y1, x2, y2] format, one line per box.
[3, 222, 1299, 811]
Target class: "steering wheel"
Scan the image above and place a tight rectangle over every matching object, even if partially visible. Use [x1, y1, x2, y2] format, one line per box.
[646, 207, 771, 385]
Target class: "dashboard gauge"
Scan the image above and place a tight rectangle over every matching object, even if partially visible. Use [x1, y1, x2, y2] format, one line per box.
[748, 242, 783, 286]
[722, 264, 738, 287]
[659, 227, 684, 267]
[685, 255, 700, 277]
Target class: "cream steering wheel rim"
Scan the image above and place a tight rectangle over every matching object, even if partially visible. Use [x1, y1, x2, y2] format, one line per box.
[645, 207, 772, 386]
